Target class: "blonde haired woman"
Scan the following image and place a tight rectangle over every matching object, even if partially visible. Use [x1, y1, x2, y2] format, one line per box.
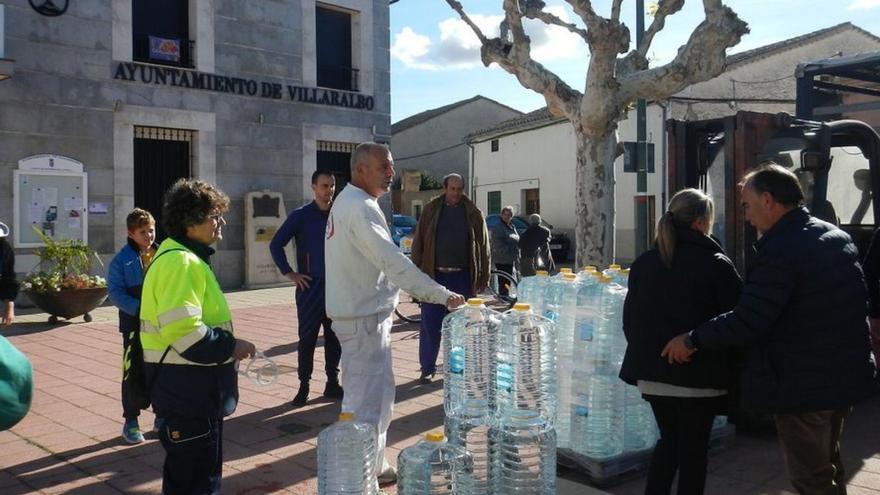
[620, 188, 741, 495]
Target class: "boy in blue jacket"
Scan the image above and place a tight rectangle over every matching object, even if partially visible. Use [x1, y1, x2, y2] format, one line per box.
[108, 208, 157, 444]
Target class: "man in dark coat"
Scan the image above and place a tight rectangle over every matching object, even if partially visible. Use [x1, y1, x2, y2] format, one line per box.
[518, 214, 554, 276]
[663, 164, 875, 495]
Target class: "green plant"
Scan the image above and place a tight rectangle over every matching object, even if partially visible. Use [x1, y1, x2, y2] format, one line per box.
[22, 228, 105, 293]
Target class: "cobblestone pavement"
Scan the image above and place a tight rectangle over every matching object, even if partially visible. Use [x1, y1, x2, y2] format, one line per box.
[1, 287, 877, 494]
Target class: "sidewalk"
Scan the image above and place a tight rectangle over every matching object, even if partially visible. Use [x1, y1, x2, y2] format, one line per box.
[1, 286, 877, 494]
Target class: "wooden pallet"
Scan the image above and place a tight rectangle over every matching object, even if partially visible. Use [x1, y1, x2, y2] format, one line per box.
[557, 424, 736, 487]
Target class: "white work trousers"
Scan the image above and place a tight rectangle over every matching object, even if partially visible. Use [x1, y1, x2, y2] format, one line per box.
[334, 312, 396, 481]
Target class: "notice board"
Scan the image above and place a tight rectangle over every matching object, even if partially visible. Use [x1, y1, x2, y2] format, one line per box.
[13, 155, 88, 247]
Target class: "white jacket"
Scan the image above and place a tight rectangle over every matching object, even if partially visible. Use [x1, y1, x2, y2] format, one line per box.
[325, 184, 453, 320]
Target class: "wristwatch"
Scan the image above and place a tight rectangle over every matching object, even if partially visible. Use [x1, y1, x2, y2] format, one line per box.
[684, 330, 699, 351]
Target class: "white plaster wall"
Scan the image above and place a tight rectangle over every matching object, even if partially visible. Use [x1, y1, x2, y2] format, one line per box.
[472, 104, 666, 263]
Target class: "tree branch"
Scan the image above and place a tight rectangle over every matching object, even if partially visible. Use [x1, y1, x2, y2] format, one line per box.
[638, 0, 685, 59]
[445, 0, 489, 44]
[618, 0, 749, 101]
[522, 3, 588, 42]
[565, 0, 602, 31]
[443, 0, 582, 118]
[610, 0, 624, 21]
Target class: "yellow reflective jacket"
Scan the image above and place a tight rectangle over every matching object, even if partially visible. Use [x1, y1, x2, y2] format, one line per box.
[140, 237, 238, 418]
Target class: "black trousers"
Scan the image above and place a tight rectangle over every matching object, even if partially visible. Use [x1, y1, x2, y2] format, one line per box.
[158, 416, 223, 495]
[295, 278, 341, 384]
[645, 395, 720, 495]
[121, 330, 140, 421]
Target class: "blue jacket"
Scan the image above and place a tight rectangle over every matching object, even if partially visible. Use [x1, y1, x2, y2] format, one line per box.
[269, 201, 329, 279]
[108, 239, 155, 333]
[693, 208, 875, 414]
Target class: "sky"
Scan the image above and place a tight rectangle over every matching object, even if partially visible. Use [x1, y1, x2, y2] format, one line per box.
[389, 0, 880, 123]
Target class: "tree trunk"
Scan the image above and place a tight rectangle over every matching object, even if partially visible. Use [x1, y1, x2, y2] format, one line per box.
[573, 123, 617, 268]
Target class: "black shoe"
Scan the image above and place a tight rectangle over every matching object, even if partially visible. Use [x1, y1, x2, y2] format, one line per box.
[323, 381, 344, 400]
[419, 371, 435, 385]
[291, 383, 310, 407]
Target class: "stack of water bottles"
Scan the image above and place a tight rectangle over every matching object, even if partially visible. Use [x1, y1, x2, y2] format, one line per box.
[441, 298, 498, 493]
[519, 264, 660, 463]
[490, 302, 557, 494]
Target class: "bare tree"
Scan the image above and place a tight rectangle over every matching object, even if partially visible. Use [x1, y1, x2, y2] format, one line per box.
[446, 0, 748, 266]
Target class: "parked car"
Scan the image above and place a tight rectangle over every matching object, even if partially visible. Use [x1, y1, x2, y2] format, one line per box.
[485, 214, 571, 262]
[391, 214, 417, 254]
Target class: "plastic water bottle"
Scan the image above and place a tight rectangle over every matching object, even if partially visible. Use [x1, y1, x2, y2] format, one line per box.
[543, 273, 578, 448]
[713, 415, 728, 430]
[602, 263, 622, 279]
[489, 421, 557, 494]
[398, 432, 474, 495]
[612, 268, 630, 287]
[569, 276, 627, 459]
[516, 271, 550, 318]
[318, 412, 377, 495]
[442, 298, 498, 493]
[442, 298, 498, 420]
[623, 385, 658, 452]
[494, 303, 556, 425]
[577, 265, 598, 281]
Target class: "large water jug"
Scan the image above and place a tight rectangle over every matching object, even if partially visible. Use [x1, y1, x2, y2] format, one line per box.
[543, 273, 578, 448]
[623, 385, 658, 452]
[444, 415, 490, 494]
[516, 271, 550, 317]
[495, 303, 556, 426]
[570, 372, 625, 459]
[489, 420, 557, 494]
[398, 432, 474, 495]
[569, 275, 626, 459]
[442, 298, 498, 420]
[442, 298, 498, 493]
[318, 412, 377, 495]
[713, 415, 728, 430]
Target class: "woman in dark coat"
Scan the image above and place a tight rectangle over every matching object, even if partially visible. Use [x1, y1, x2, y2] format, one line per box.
[620, 189, 741, 495]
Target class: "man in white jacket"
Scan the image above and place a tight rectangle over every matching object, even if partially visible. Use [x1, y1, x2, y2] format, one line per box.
[325, 142, 465, 488]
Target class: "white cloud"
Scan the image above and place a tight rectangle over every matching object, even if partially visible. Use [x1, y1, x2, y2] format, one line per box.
[848, 0, 880, 10]
[391, 5, 585, 71]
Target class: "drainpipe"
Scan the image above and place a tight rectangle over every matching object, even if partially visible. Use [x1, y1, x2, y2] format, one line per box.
[467, 141, 476, 199]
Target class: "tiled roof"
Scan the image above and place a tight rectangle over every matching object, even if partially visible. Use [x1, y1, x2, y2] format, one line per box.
[391, 95, 523, 134]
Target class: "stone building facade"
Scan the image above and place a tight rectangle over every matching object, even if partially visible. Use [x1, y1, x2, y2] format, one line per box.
[0, 0, 390, 288]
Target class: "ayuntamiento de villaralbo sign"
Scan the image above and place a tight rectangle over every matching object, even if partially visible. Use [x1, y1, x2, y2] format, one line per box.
[113, 62, 375, 111]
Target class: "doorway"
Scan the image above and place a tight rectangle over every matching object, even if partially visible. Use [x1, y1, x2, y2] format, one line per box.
[134, 126, 193, 240]
[317, 141, 355, 197]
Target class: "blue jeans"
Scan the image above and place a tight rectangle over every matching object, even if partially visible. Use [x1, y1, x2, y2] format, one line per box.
[419, 271, 472, 374]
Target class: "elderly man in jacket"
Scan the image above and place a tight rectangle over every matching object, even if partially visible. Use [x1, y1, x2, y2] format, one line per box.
[663, 163, 875, 495]
[410, 173, 490, 384]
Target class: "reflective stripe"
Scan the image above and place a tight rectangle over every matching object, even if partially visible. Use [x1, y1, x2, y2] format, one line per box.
[172, 324, 209, 353]
[158, 306, 202, 327]
[143, 348, 235, 366]
[141, 320, 160, 335]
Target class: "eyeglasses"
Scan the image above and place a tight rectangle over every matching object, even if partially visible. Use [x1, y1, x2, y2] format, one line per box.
[208, 213, 224, 222]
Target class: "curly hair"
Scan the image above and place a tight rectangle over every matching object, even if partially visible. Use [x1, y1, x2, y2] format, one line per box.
[162, 179, 230, 238]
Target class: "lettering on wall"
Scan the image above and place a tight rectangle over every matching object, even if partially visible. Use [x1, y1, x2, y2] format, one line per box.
[112, 62, 375, 111]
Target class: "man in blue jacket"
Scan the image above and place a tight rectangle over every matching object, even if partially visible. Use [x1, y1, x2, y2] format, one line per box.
[663, 163, 875, 495]
[270, 170, 342, 406]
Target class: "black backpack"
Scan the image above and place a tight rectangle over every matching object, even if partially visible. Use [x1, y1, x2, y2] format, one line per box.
[121, 249, 183, 410]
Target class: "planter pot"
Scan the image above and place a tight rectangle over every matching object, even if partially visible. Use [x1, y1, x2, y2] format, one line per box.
[25, 287, 108, 323]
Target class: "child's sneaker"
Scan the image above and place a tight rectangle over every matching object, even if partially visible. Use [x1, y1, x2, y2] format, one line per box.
[122, 420, 145, 444]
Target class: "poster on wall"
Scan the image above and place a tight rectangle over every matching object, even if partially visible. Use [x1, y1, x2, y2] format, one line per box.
[13, 155, 88, 247]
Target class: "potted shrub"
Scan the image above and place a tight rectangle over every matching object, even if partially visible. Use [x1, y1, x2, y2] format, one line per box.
[21, 229, 107, 323]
